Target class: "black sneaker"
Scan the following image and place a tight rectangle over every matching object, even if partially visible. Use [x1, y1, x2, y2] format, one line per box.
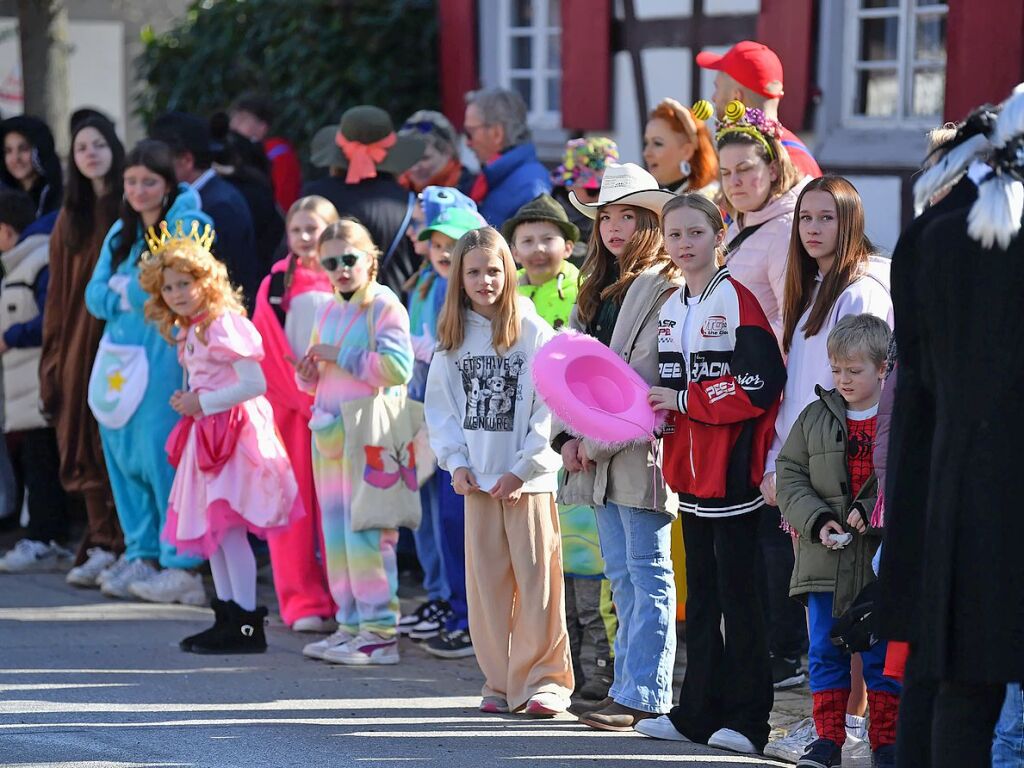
[577, 673, 613, 701]
[423, 628, 474, 658]
[408, 600, 452, 640]
[797, 738, 843, 768]
[772, 653, 807, 689]
[398, 600, 447, 637]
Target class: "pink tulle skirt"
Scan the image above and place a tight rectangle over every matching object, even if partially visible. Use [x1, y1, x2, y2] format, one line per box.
[162, 396, 302, 558]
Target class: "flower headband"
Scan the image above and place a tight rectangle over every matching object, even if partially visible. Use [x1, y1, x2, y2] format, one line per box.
[694, 99, 782, 160]
[554, 137, 620, 189]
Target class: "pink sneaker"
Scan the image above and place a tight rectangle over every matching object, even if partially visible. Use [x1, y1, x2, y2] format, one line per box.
[524, 692, 567, 717]
[479, 696, 509, 713]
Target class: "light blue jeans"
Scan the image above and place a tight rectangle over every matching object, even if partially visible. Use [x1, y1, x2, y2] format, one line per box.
[595, 501, 676, 713]
[993, 683, 1023, 767]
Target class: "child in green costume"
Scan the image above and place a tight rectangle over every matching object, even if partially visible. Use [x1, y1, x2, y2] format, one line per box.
[503, 194, 616, 701]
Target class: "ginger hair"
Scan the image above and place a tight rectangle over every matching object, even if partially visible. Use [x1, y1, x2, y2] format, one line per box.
[139, 236, 246, 345]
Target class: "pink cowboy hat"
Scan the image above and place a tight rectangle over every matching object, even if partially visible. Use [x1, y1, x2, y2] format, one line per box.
[533, 331, 661, 446]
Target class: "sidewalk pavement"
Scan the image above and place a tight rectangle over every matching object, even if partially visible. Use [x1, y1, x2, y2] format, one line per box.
[0, 569, 858, 768]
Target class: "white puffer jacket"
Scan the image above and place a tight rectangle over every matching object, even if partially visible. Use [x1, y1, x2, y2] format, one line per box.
[1, 233, 49, 432]
[725, 177, 811, 344]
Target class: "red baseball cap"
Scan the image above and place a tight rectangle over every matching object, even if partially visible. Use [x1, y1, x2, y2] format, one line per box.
[696, 40, 785, 98]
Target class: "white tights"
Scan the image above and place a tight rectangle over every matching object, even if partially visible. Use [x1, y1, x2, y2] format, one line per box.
[208, 526, 256, 611]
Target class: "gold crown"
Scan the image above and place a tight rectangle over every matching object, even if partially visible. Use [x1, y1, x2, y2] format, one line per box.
[144, 220, 215, 258]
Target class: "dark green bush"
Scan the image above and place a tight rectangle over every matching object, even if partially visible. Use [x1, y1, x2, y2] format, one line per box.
[135, 0, 439, 172]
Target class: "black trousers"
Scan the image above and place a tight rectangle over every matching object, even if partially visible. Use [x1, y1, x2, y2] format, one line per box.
[7, 428, 69, 543]
[755, 504, 808, 657]
[897, 649, 1006, 767]
[669, 510, 774, 750]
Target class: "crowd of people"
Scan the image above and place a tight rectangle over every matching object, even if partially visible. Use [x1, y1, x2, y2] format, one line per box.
[0, 39, 1020, 768]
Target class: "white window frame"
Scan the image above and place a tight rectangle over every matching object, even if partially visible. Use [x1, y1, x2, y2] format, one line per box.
[495, 0, 562, 130]
[841, 0, 948, 128]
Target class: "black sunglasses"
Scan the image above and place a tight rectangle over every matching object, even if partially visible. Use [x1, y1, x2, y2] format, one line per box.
[320, 252, 364, 271]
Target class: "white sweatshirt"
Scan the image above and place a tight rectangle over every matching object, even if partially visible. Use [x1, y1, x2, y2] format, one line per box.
[766, 257, 893, 475]
[425, 302, 561, 493]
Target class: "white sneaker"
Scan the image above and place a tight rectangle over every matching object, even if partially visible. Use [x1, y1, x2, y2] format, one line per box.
[634, 715, 692, 742]
[322, 630, 399, 665]
[302, 628, 355, 660]
[765, 717, 817, 761]
[129, 568, 206, 606]
[292, 615, 337, 633]
[66, 548, 117, 588]
[708, 727, 758, 755]
[844, 732, 872, 761]
[100, 558, 158, 598]
[97, 554, 129, 586]
[0, 539, 73, 573]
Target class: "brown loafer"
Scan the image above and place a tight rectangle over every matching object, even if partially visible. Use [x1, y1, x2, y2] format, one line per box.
[569, 696, 613, 718]
[580, 701, 656, 731]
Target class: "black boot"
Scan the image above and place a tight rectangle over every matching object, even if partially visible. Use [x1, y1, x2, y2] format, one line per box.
[190, 601, 268, 654]
[578, 658, 614, 701]
[180, 598, 230, 652]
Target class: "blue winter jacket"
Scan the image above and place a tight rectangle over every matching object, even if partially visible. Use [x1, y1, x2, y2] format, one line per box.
[479, 142, 552, 228]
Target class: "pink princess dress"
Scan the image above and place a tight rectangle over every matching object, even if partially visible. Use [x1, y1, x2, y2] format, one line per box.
[163, 312, 301, 558]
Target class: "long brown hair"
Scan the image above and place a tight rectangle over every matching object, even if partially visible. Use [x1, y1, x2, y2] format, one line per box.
[436, 227, 520, 354]
[575, 205, 676, 328]
[717, 131, 802, 223]
[782, 175, 874, 352]
[649, 99, 718, 190]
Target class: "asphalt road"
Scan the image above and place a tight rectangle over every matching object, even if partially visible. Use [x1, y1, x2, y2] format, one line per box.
[0, 572, 791, 768]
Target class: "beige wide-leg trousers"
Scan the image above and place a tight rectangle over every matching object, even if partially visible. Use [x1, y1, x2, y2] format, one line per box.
[463, 490, 575, 711]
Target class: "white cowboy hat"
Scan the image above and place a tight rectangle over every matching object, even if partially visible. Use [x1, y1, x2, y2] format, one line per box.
[568, 162, 677, 220]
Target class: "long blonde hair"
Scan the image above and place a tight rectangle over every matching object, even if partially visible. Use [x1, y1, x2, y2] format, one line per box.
[139, 235, 246, 344]
[318, 218, 381, 307]
[283, 195, 340, 292]
[436, 227, 520, 354]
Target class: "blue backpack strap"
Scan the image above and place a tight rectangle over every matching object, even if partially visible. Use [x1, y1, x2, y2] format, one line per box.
[382, 192, 415, 270]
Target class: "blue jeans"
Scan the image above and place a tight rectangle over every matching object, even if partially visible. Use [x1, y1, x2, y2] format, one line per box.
[434, 469, 468, 632]
[414, 477, 450, 602]
[595, 501, 676, 713]
[993, 683, 1024, 767]
[807, 592, 900, 695]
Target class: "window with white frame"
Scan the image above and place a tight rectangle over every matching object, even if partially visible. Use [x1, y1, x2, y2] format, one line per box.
[844, 0, 947, 124]
[497, 0, 562, 129]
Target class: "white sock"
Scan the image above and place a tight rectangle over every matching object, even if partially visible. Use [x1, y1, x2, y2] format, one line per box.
[217, 526, 257, 612]
[208, 546, 234, 603]
[846, 713, 866, 733]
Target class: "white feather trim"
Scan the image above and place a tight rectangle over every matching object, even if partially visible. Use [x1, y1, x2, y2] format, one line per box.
[967, 176, 1024, 250]
[913, 133, 990, 216]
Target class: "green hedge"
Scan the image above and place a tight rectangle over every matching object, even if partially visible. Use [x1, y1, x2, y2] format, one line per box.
[135, 0, 439, 172]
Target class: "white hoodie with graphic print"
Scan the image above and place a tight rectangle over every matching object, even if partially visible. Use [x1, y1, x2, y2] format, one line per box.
[425, 301, 561, 494]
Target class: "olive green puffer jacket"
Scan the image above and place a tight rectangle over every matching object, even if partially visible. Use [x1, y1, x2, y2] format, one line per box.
[777, 386, 880, 617]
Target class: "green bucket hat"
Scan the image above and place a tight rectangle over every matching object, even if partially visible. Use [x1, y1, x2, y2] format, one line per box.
[310, 105, 424, 175]
[501, 193, 580, 244]
[419, 207, 488, 242]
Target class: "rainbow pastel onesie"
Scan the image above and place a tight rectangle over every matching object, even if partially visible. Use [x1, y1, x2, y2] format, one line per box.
[298, 282, 413, 637]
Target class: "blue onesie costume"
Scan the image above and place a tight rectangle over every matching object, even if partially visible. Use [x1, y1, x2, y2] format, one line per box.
[85, 186, 211, 567]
